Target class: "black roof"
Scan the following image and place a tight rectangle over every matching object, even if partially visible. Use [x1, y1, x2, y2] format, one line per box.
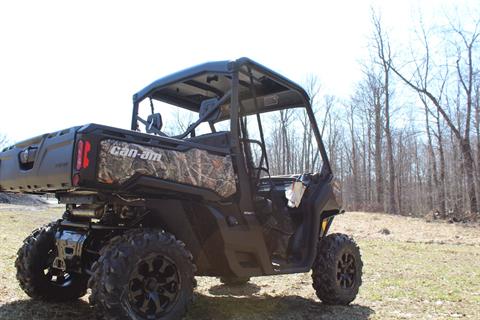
[133, 57, 310, 116]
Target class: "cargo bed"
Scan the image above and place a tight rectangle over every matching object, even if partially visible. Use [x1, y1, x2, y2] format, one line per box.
[0, 127, 79, 193]
[0, 124, 233, 201]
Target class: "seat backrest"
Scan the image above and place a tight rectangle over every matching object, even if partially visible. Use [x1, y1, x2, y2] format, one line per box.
[185, 131, 230, 149]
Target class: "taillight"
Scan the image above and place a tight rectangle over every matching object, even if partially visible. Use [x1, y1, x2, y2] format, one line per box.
[75, 140, 91, 170]
[83, 141, 91, 169]
[76, 140, 84, 170]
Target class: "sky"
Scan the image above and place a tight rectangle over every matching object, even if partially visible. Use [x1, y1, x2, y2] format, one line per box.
[0, 0, 476, 142]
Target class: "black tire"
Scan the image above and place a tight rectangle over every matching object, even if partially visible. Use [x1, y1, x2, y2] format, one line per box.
[88, 229, 196, 320]
[15, 222, 88, 301]
[312, 233, 363, 305]
[219, 276, 250, 286]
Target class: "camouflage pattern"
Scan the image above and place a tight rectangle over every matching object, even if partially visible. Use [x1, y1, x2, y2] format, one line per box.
[97, 139, 237, 198]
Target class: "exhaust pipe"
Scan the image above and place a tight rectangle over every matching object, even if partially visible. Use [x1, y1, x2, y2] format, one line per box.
[69, 205, 104, 219]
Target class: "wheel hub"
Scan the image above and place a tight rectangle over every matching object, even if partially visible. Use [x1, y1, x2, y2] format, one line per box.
[127, 254, 181, 318]
[145, 277, 159, 292]
[336, 252, 356, 289]
[45, 248, 73, 288]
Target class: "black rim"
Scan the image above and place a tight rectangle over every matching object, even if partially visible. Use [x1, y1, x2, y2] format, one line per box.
[336, 252, 356, 289]
[44, 268, 73, 287]
[127, 254, 181, 318]
[44, 248, 73, 287]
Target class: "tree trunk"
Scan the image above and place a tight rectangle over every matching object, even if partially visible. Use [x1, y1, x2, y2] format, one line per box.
[383, 66, 396, 214]
[461, 138, 478, 213]
[367, 121, 373, 203]
[475, 83, 480, 209]
[374, 98, 384, 208]
[423, 101, 439, 212]
[436, 113, 447, 215]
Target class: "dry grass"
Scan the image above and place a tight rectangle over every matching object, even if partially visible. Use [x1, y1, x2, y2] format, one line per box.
[0, 206, 479, 319]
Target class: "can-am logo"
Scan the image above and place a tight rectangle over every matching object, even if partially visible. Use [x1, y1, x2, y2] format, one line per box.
[109, 145, 162, 162]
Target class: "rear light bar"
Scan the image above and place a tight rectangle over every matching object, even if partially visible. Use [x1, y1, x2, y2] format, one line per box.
[75, 140, 91, 170]
[83, 140, 91, 169]
[76, 140, 84, 170]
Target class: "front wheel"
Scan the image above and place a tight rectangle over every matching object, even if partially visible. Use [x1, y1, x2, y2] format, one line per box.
[88, 229, 196, 320]
[311, 233, 363, 305]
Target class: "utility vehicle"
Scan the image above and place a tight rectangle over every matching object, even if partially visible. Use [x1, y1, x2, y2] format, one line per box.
[0, 58, 362, 320]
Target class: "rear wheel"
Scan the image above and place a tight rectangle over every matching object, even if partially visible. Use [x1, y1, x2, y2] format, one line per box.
[15, 222, 88, 301]
[311, 233, 362, 305]
[219, 276, 250, 286]
[89, 229, 195, 320]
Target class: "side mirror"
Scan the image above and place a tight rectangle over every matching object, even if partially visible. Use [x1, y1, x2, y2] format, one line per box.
[146, 113, 163, 134]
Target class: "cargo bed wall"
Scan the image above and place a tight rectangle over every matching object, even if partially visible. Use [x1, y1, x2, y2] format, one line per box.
[74, 124, 236, 200]
[0, 127, 78, 193]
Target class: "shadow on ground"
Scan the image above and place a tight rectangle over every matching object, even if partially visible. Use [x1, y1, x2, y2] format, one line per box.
[208, 282, 262, 296]
[0, 295, 373, 320]
[189, 293, 373, 320]
[0, 299, 94, 320]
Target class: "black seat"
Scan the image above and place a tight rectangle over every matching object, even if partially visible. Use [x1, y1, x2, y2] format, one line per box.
[185, 131, 230, 149]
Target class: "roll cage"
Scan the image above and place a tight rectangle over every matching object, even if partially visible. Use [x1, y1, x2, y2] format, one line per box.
[131, 57, 333, 211]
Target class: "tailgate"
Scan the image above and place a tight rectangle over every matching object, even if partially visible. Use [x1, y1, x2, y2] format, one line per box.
[0, 127, 80, 193]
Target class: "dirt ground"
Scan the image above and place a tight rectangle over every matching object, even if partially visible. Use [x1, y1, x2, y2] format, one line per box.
[0, 204, 479, 320]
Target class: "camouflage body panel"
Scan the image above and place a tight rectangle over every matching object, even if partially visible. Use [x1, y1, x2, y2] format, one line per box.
[97, 139, 237, 198]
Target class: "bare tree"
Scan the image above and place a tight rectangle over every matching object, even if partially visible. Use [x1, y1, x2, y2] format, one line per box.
[388, 16, 480, 213]
[300, 75, 321, 173]
[421, 94, 442, 212]
[475, 80, 480, 204]
[372, 12, 397, 214]
[433, 109, 448, 216]
[310, 7, 479, 220]
[347, 103, 361, 210]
